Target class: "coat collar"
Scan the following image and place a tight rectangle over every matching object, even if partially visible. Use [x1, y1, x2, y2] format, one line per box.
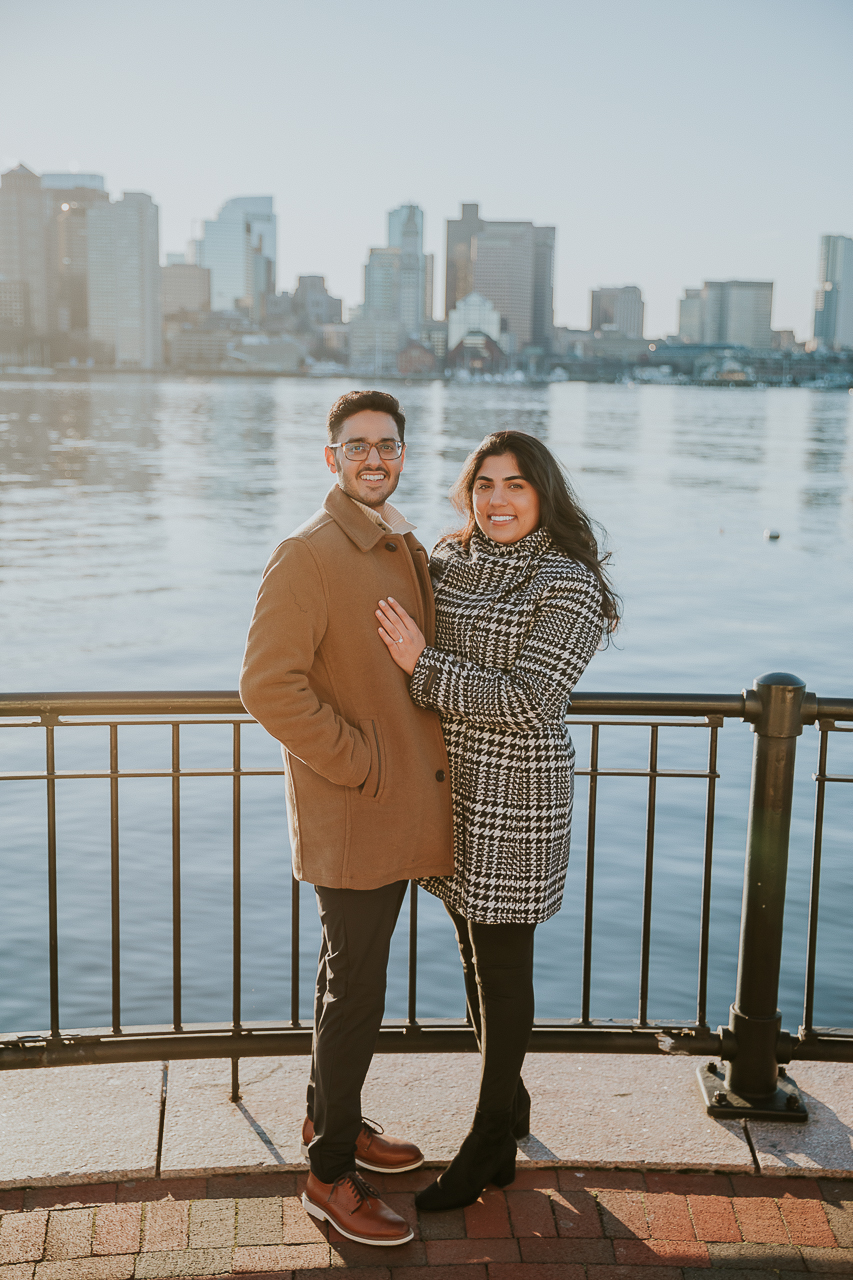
[323, 485, 387, 552]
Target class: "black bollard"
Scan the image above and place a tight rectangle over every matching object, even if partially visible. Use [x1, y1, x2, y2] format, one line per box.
[697, 673, 808, 1121]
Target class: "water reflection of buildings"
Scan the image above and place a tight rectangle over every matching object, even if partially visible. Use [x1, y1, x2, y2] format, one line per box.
[0, 383, 162, 492]
[801, 395, 849, 517]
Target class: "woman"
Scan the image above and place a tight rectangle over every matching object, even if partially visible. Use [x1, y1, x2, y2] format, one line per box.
[376, 430, 619, 1211]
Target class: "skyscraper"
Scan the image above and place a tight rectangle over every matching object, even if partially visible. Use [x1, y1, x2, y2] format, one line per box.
[590, 286, 644, 339]
[198, 196, 276, 313]
[364, 247, 401, 319]
[387, 204, 430, 335]
[444, 204, 555, 353]
[292, 276, 343, 328]
[87, 192, 162, 368]
[355, 205, 431, 372]
[0, 164, 52, 334]
[445, 203, 483, 317]
[813, 235, 853, 350]
[677, 289, 703, 343]
[41, 173, 109, 333]
[676, 281, 773, 347]
[161, 263, 211, 316]
[701, 281, 773, 348]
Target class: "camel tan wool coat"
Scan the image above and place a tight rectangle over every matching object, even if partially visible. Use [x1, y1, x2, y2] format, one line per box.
[240, 485, 454, 890]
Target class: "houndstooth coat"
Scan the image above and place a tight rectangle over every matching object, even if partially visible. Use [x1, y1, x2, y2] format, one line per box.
[409, 526, 604, 924]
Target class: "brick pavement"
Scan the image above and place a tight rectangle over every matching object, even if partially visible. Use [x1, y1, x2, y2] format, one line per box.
[1, 1166, 852, 1278]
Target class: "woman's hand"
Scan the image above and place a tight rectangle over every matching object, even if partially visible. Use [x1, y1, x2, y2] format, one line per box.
[376, 597, 426, 675]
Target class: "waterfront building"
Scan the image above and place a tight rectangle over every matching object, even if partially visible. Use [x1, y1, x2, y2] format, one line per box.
[0, 165, 111, 358]
[0, 280, 29, 329]
[703, 280, 773, 348]
[678, 289, 703, 343]
[813, 235, 853, 350]
[40, 173, 105, 192]
[364, 246, 401, 319]
[447, 291, 505, 351]
[87, 192, 162, 368]
[591, 286, 644, 339]
[677, 280, 773, 348]
[161, 263, 211, 316]
[43, 176, 110, 335]
[0, 165, 52, 334]
[348, 314, 408, 376]
[446, 331, 508, 375]
[396, 339, 435, 375]
[444, 203, 555, 354]
[387, 204, 431, 334]
[318, 321, 349, 362]
[356, 204, 433, 366]
[292, 275, 342, 328]
[424, 251, 434, 322]
[197, 196, 276, 314]
[420, 317, 447, 362]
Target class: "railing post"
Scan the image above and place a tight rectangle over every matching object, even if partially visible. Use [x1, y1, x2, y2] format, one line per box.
[697, 672, 808, 1121]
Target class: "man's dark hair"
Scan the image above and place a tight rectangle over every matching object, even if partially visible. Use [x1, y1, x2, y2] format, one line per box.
[327, 390, 406, 443]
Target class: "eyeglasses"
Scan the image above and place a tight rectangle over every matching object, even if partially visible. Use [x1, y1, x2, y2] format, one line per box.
[330, 440, 403, 460]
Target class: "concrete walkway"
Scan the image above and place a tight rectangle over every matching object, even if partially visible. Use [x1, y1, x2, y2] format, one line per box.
[1, 1053, 852, 1277]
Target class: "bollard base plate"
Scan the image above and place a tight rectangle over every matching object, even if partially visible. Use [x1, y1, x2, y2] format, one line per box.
[696, 1062, 808, 1122]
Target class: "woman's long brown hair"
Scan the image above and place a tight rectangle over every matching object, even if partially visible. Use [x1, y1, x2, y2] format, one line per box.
[444, 430, 621, 636]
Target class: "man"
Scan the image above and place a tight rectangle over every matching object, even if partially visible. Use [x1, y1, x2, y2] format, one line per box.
[240, 389, 453, 1247]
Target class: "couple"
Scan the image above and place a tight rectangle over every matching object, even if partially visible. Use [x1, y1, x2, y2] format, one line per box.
[240, 389, 618, 1247]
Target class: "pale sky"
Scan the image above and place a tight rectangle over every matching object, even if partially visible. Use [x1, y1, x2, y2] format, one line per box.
[2, 0, 851, 338]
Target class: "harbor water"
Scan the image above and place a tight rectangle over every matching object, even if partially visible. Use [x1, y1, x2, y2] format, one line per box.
[1, 376, 851, 1039]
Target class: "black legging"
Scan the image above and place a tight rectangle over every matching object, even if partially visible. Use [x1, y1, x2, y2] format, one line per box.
[447, 907, 536, 1114]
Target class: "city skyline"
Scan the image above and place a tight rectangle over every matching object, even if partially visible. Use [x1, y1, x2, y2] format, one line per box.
[3, 0, 851, 339]
[2, 161, 850, 380]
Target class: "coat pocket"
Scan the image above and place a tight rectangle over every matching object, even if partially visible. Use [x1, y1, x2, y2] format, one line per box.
[358, 718, 387, 802]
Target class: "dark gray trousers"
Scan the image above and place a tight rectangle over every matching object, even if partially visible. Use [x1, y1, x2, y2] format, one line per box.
[305, 879, 407, 1183]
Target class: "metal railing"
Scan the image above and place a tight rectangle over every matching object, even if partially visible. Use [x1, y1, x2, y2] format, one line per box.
[1, 675, 851, 1120]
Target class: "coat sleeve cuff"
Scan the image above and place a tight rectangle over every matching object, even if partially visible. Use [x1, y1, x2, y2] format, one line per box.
[409, 646, 445, 707]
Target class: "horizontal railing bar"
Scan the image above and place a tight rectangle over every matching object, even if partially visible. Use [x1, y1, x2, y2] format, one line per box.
[576, 769, 719, 779]
[0, 767, 722, 784]
[0, 770, 282, 782]
[812, 774, 853, 784]
[0, 1021, 724, 1068]
[568, 720, 721, 728]
[0, 691, 749, 720]
[6, 1023, 849, 1067]
[813, 699, 853, 722]
[0, 1014, 710, 1040]
[2, 689, 851, 723]
[4, 1020, 852, 1072]
[0, 716, 724, 732]
[0, 719, 256, 730]
[0, 693, 249, 717]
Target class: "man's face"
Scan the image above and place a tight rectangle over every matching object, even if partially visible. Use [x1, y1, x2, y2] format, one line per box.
[325, 409, 405, 509]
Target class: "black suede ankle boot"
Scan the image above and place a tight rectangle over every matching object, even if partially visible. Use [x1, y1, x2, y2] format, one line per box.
[511, 1077, 531, 1139]
[415, 1107, 517, 1211]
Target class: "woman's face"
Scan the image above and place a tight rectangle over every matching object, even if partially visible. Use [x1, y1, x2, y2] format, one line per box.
[472, 452, 541, 544]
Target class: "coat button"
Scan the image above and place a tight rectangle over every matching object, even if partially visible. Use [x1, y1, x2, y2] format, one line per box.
[385, 541, 397, 551]
[435, 769, 446, 781]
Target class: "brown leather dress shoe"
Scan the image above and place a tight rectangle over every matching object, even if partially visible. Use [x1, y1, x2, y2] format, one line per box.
[301, 1115, 424, 1174]
[302, 1169, 414, 1246]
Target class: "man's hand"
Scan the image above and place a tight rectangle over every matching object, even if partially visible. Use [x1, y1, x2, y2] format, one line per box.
[376, 597, 426, 676]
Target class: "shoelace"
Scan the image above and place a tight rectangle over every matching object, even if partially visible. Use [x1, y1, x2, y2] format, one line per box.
[361, 1115, 384, 1136]
[332, 1169, 380, 1213]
